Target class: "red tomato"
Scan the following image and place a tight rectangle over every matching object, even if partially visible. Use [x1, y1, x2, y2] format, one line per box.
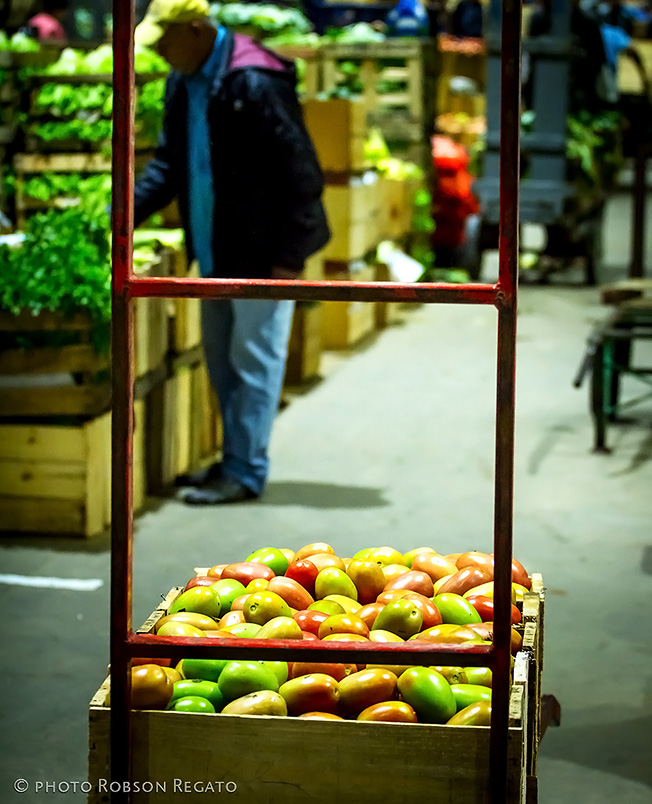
[184, 575, 218, 591]
[285, 559, 320, 597]
[293, 609, 329, 636]
[466, 594, 521, 625]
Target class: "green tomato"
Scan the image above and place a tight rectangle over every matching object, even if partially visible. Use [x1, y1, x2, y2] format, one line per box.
[169, 696, 215, 714]
[433, 593, 483, 625]
[210, 578, 246, 616]
[218, 660, 280, 703]
[246, 547, 289, 576]
[263, 661, 289, 686]
[179, 658, 228, 683]
[397, 667, 456, 724]
[170, 679, 225, 712]
[450, 683, 492, 712]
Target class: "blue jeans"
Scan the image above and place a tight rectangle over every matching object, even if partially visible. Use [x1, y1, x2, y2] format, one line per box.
[200, 298, 295, 495]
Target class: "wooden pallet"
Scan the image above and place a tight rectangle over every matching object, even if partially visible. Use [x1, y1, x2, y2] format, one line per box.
[88, 576, 544, 803]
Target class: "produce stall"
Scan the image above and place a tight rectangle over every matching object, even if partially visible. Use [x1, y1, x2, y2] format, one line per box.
[101, 1, 533, 803]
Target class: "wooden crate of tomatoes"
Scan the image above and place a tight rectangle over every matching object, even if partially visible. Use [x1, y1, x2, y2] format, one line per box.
[89, 544, 544, 803]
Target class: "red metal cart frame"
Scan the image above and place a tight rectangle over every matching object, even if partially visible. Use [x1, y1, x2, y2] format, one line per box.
[109, 1, 521, 801]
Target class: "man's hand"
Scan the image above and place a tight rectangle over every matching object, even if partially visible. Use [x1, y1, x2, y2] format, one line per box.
[271, 266, 300, 280]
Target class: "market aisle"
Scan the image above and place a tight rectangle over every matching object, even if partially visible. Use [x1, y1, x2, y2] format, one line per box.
[1, 282, 651, 802]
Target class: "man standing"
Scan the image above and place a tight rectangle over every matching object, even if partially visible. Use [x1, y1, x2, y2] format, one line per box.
[134, 0, 330, 504]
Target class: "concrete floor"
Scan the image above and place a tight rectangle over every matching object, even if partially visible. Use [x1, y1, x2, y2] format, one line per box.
[1, 189, 651, 803]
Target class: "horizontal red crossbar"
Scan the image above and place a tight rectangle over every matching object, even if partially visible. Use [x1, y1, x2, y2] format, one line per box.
[128, 633, 494, 667]
[126, 275, 500, 305]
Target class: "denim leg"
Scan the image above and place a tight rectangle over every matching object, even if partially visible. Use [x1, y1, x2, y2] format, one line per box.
[200, 297, 294, 495]
[200, 298, 237, 464]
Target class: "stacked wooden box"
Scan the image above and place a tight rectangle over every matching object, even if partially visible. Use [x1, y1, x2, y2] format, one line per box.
[319, 40, 438, 172]
[0, 308, 151, 537]
[303, 98, 380, 350]
[142, 247, 222, 493]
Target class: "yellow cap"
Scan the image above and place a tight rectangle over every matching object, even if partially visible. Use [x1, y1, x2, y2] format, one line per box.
[135, 0, 210, 47]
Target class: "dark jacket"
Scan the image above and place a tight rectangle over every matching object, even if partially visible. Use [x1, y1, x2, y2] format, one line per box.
[134, 30, 330, 278]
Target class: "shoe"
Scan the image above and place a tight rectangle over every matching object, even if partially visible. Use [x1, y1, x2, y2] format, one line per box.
[178, 477, 259, 505]
[174, 460, 222, 488]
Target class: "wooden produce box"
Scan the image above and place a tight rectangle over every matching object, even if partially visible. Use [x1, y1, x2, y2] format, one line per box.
[320, 173, 383, 262]
[275, 45, 321, 99]
[378, 175, 420, 241]
[321, 262, 377, 349]
[164, 251, 203, 355]
[145, 359, 222, 491]
[320, 40, 438, 147]
[284, 301, 323, 386]
[302, 97, 369, 174]
[374, 261, 405, 329]
[0, 270, 168, 419]
[0, 399, 145, 537]
[88, 576, 544, 803]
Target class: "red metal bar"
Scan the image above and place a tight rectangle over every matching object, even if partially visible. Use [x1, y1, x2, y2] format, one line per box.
[128, 633, 494, 666]
[110, 0, 136, 801]
[128, 276, 499, 305]
[490, 0, 522, 801]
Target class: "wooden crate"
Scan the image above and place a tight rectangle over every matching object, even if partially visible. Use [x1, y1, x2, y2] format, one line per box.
[320, 40, 437, 143]
[88, 579, 544, 803]
[0, 266, 168, 418]
[285, 301, 323, 386]
[145, 359, 222, 491]
[0, 399, 145, 538]
[0, 310, 111, 418]
[165, 251, 203, 355]
[320, 173, 383, 262]
[275, 45, 321, 99]
[378, 175, 420, 241]
[321, 262, 377, 349]
[374, 261, 405, 329]
[302, 97, 369, 174]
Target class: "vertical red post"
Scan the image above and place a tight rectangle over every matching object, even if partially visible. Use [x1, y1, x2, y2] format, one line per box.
[110, 0, 136, 800]
[490, 0, 521, 801]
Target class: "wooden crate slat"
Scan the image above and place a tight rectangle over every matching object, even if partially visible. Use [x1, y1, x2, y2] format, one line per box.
[0, 420, 86, 461]
[0, 383, 111, 417]
[0, 343, 107, 375]
[0, 457, 87, 500]
[89, 705, 526, 804]
[0, 309, 92, 332]
[0, 496, 87, 535]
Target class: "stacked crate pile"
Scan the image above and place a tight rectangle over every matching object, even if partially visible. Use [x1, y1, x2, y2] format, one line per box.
[434, 35, 487, 152]
[302, 97, 382, 352]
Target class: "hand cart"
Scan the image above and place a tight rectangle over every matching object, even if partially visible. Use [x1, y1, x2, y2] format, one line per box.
[107, 0, 526, 801]
[467, 0, 606, 284]
[574, 293, 652, 451]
